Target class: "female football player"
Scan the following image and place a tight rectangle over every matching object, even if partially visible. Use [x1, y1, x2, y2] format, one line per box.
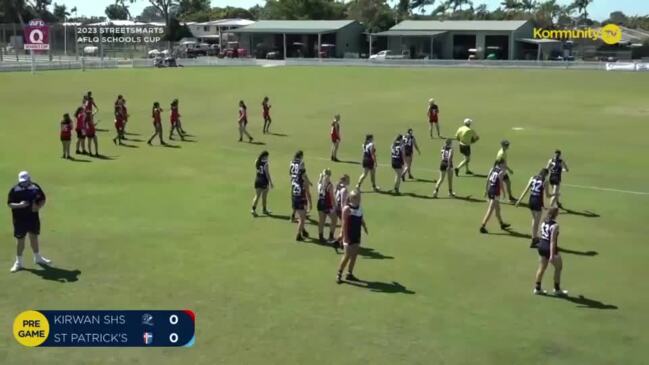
[517, 168, 552, 248]
[427, 98, 441, 139]
[357, 134, 379, 191]
[238, 100, 253, 143]
[74, 106, 87, 155]
[336, 189, 368, 284]
[533, 207, 568, 296]
[252, 150, 273, 216]
[112, 100, 125, 145]
[317, 169, 336, 243]
[289, 151, 313, 222]
[546, 150, 569, 208]
[330, 114, 341, 162]
[390, 134, 405, 194]
[433, 139, 456, 198]
[169, 99, 185, 141]
[262, 97, 272, 134]
[60, 113, 73, 159]
[84, 109, 99, 156]
[480, 160, 511, 234]
[292, 169, 310, 241]
[147, 102, 167, 146]
[402, 128, 420, 180]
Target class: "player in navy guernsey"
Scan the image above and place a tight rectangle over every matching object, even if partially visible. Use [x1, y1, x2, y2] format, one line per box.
[516, 168, 552, 248]
[480, 160, 511, 233]
[401, 129, 421, 181]
[336, 189, 368, 284]
[251, 151, 273, 216]
[357, 134, 380, 191]
[316, 169, 337, 243]
[292, 169, 310, 241]
[390, 135, 406, 194]
[546, 150, 569, 208]
[7, 171, 52, 272]
[533, 207, 568, 296]
[289, 151, 312, 223]
[433, 139, 456, 198]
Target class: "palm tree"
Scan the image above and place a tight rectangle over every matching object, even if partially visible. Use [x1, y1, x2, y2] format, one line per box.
[449, 0, 473, 13]
[534, 0, 561, 27]
[521, 0, 537, 13]
[500, 0, 523, 13]
[410, 0, 436, 15]
[474, 3, 489, 19]
[571, 0, 592, 21]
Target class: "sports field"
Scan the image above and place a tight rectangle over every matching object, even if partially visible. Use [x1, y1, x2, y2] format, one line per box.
[0, 66, 648, 364]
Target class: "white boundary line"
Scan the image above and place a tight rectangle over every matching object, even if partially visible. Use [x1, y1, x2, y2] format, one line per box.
[220, 145, 649, 197]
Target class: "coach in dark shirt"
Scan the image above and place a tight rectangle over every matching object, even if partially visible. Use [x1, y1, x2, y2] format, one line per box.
[7, 171, 52, 272]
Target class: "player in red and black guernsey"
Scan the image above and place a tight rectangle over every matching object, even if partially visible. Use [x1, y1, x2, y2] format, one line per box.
[74, 106, 87, 155]
[84, 109, 100, 157]
[336, 189, 368, 284]
[147, 102, 168, 146]
[251, 150, 273, 216]
[356, 134, 380, 191]
[169, 99, 186, 141]
[112, 95, 126, 145]
[7, 171, 51, 272]
[427, 98, 441, 139]
[480, 160, 511, 234]
[316, 169, 337, 243]
[84, 91, 98, 123]
[533, 207, 568, 296]
[433, 139, 456, 198]
[262, 96, 272, 134]
[516, 168, 552, 248]
[238, 100, 254, 143]
[390, 134, 405, 194]
[330, 114, 341, 162]
[401, 128, 421, 180]
[546, 150, 569, 208]
[60, 113, 73, 159]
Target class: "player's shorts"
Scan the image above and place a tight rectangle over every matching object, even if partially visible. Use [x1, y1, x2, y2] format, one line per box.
[440, 162, 452, 171]
[549, 174, 561, 186]
[503, 174, 511, 183]
[254, 177, 269, 190]
[153, 122, 162, 131]
[331, 135, 340, 143]
[171, 119, 178, 127]
[335, 207, 342, 219]
[115, 122, 124, 130]
[85, 132, 96, 138]
[60, 136, 71, 142]
[317, 200, 332, 213]
[529, 196, 543, 212]
[362, 158, 375, 169]
[429, 117, 438, 124]
[292, 196, 306, 211]
[404, 147, 413, 157]
[391, 159, 403, 169]
[343, 240, 361, 247]
[459, 144, 471, 157]
[537, 244, 551, 259]
[13, 217, 40, 239]
[487, 186, 500, 200]
[76, 129, 85, 139]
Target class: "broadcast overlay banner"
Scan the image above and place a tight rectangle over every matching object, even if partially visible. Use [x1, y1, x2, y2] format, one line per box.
[13, 310, 195, 347]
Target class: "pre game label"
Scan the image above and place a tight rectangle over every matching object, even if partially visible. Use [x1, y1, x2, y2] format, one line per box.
[13, 310, 195, 347]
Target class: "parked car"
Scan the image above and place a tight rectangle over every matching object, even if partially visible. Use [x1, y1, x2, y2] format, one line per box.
[369, 50, 405, 61]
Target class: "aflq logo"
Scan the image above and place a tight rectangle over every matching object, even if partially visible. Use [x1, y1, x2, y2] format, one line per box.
[24, 19, 50, 50]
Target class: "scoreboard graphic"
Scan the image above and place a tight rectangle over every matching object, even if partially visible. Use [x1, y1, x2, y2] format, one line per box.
[13, 310, 195, 347]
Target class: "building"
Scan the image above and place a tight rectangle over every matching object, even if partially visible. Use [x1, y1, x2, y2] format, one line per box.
[232, 20, 364, 59]
[187, 19, 255, 46]
[373, 20, 537, 60]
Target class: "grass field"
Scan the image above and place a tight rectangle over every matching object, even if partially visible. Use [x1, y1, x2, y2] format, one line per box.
[0, 66, 648, 365]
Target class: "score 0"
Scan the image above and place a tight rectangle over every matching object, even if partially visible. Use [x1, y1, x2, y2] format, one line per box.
[169, 314, 178, 344]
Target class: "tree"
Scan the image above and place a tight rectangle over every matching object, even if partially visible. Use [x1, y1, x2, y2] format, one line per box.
[263, 0, 346, 20]
[570, 0, 592, 21]
[105, 3, 129, 20]
[474, 3, 489, 19]
[148, 0, 179, 29]
[500, 0, 523, 13]
[533, 0, 561, 28]
[52, 2, 69, 21]
[346, 0, 395, 33]
[606, 11, 628, 25]
[520, 0, 536, 13]
[137, 5, 165, 22]
[410, 0, 434, 15]
[177, 0, 209, 17]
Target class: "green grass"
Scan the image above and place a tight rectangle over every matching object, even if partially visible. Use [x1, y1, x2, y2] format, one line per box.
[0, 66, 648, 365]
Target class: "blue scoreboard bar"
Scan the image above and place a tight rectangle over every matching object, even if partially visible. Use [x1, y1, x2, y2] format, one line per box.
[13, 310, 195, 347]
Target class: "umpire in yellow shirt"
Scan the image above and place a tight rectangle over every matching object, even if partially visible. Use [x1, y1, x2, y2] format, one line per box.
[454, 118, 479, 176]
[496, 140, 517, 202]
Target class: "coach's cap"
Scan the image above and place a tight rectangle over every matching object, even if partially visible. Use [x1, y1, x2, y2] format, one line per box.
[18, 171, 31, 183]
[464, 118, 472, 126]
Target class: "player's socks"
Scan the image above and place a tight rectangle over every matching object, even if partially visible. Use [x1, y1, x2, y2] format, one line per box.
[480, 226, 488, 234]
[500, 222, 511, 230]
[345, 273, 359, 281]
[318, 234, 325, 243]
[454, 168, 459, 177]
[302, 229, 310, 238]
[296, 234, 304, 242]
